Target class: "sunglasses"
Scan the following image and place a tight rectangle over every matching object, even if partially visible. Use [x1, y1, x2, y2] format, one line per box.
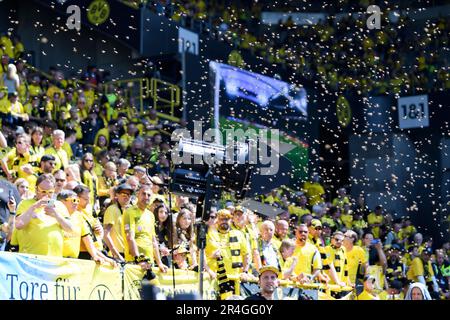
[38, 186, 55, 195]
[66, 197, 80, 204]
[56, 179, 66, 183]
[84, 159, 94, 162]
[209, 215, 217, 220]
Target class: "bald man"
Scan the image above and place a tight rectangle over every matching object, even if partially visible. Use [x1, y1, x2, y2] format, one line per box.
[272, 219, 290, 250]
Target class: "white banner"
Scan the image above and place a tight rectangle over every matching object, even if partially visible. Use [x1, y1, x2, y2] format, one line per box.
[0, 252, 121, 300]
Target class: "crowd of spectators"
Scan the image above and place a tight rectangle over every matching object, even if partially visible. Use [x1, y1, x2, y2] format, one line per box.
[146, 0, 449, 97]
[0, 14, 448, 300]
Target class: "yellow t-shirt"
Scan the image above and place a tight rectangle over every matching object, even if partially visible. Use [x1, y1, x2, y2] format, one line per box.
[345, 245, 367, 285]
[357, 290, 379, 300]
[288, 205, 311, 218]
[0, 36, 14, 58]
[82, 170, 99, 209]
[62, 142, 73, 161]
[340, 213, 353, 229]
[367, 213, 384, 238]
[321, 215, 336, 229]
[15, 198, 70, 257]
[231, 223, 257, 252]
[103, 203, 125, 254]
[407, 257, 434, 282]
[303, 182, 325, 205]
[122, 206, 156, 262]
[293, 241, 322, 276]
[78, 207, 103, 252]
[120, 133, 135, 150]
[352, 219, 368, 231]
[0, 95, 9, 113]
[332, 196, 350, 209]
[14, 41, 24, 59]
[46, 86, 65, 102]
[10, 101, 26, 117]
[28, 84, 43, 97]
[63, 211, 89, 258]
[3, 148, 39, 192]
[205, 228, 250, 277]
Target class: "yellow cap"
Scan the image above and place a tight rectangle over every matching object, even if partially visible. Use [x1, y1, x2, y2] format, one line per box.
[217, 209, 232, 219]
[258, 265, 280, 277]
[311, 219, 322, 228]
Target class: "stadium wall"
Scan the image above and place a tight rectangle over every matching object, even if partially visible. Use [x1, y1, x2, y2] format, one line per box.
[13, 0, 137, 80]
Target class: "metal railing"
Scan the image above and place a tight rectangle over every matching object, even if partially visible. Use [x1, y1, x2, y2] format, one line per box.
[103, 77, 150, 114]
[228, 275, 354, 298]
[150, 77, 180, 117]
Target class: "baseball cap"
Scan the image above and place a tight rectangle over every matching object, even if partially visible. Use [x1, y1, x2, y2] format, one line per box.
[152, 194, 166, 203]
[311, 219, 322, 228]
[389, 280, 403, 291]
[115, 183, 134, 193]
[217, 209, 232, 219]
[258, 265, 280, 278]
[150, 176, 164, 186]
[40, 154, 56, 163]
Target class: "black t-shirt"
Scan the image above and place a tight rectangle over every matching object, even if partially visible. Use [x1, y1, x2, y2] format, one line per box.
[245, 293, 268, 301]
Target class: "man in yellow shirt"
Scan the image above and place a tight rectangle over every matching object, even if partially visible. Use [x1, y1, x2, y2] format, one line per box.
[406, 247, 440, 295]
[44, 129, 69, 171]
[324, 231, 349, 287]
[103, 183, 133, 262]
[122, 184, 168, 273]
[58, 189, 112, 264]
[8, 91, 29, 123]
[332, 187, 350, 209]
[293, 224, 323, 282]
[343, 229, 368, 286]
[272, 219, 290, 249]
[230, 205, 260, 271]
[74, 185, 104, 259]
[367, 205, 385, 239]
[205, 209, 251, 279]
[1, 133, 39, 191]
[13, 174, 74, 257]
[303, 174, 325, 206]
[288, 192, 311, 223]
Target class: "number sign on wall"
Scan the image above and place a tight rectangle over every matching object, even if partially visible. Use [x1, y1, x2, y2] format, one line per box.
[397, 95, 429, 129]
[178, 27, 199, 56]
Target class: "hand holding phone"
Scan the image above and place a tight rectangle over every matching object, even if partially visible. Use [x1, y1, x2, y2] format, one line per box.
[371, 239, 381, 245]
[47, 199, 55, 208]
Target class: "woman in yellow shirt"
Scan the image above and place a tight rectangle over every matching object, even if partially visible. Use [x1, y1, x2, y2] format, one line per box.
[30, 126, 45, 159]
[80, 152, 100, 216]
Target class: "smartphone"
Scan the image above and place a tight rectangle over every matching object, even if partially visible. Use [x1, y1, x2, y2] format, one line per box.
[8, 190, 13, 201]
[371, 239, 381, 245]
[47, 199, 55, 208]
